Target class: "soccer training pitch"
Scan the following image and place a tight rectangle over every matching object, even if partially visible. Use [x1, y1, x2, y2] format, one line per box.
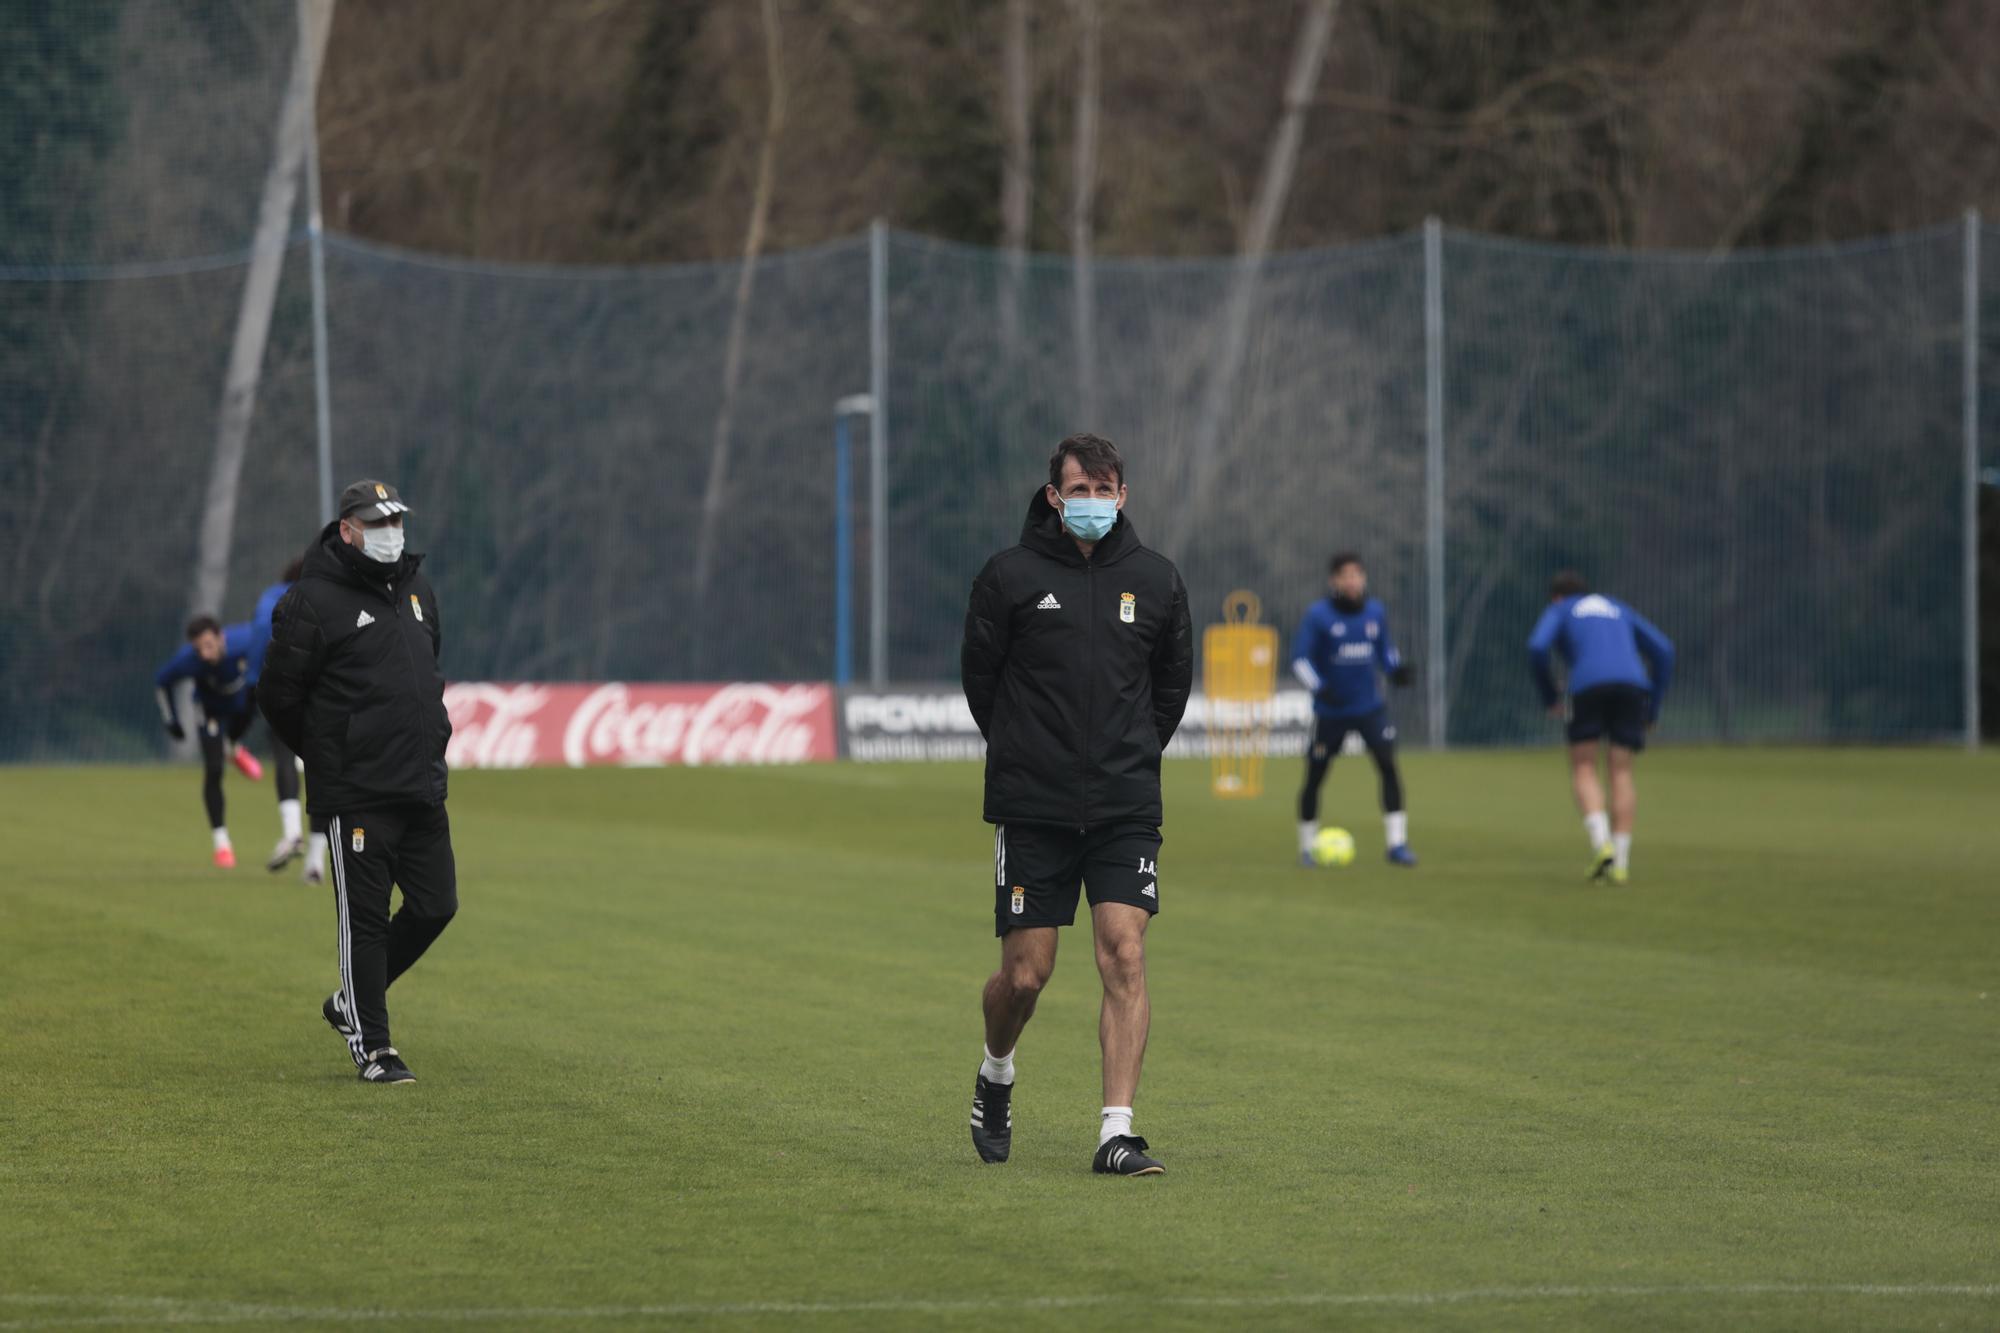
[2, 749, 1995, 1331]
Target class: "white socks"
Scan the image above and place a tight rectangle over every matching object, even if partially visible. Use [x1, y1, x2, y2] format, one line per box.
[980, 1044, 1015, 1085]
[211, 827, 232, 851]
[1297, 821, 1317, 856]
[1613, 833, 1632, 872]
[279, 798, 302, 841]
[1099, 1106, 1133, 1146]
[304, 836, 326, 876]
[1583, 811, 1611, 850]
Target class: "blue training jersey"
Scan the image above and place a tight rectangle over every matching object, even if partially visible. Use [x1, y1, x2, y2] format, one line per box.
[249, 579, 291, 680]
[1291, 595, 1402, 720]
[153, 621, 259, 730]
[1527, 594, 1675, 718]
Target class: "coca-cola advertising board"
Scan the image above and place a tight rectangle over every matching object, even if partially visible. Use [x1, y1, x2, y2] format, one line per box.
[444, 682, 837, 769]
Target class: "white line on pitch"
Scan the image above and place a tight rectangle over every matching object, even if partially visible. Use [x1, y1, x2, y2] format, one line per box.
[2, 1284, 1998, 1328]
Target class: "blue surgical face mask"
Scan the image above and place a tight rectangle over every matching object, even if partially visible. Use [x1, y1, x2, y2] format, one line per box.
[1060, 496, 1119, 542]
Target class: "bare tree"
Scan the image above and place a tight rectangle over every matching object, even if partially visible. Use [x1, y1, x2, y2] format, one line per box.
[999, 0, 1033, 362]
[1069, 0, 1100, 425]
[1165, 0, 1340, 553]
[691, 0, 786, 613]
[189, 0, 336, 626]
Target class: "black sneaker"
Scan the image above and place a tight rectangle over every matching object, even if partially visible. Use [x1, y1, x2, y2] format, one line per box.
[970, 1074, 1013, 1163]
[358, 1048, 414, 1084]
[323, 992, 357, 1044]
[1092, 1134, 1164, 1176]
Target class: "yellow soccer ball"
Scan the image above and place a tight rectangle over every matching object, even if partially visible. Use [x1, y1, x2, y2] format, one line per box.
[1312, 827, 1357, 868]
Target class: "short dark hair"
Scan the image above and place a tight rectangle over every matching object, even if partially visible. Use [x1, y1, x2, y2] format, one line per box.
[1048, 433, 1124, 490]
[185, 614, 222, 640]
[1551, 570, 1588, 598]
[1328, 551, 1363, 575]
[281, 556, 304, 584]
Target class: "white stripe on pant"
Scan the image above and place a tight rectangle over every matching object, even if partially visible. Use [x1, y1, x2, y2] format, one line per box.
[327, 816, 366, 1067]
[994, 824, 1006, 887]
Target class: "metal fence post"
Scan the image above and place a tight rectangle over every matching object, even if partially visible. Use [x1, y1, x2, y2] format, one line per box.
[1965, 208, 1983, 750]
[869, 220, 890, 688]
[834, 394, 876, 687]
[1423, 216, 1447, 749]
[833, 410, 855, 686]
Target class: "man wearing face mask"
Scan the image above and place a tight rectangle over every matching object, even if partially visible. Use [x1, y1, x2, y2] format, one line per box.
[258, 479, 455, 1086]
[960, 434, 1194, 1176]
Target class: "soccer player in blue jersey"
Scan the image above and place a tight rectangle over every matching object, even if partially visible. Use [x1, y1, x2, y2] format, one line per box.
[1527, 571, 1675, 885]
[1291, 552, 1418, 867]
[154, 613, 297, 869]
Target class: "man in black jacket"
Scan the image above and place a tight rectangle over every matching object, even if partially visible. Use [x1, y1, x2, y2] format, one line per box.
[259, 479, 455, 1085]
[960, 434, 1193, 1175]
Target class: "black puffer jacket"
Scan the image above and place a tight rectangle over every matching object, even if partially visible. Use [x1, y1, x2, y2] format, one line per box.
[258, 522, 451, 816]
[961, 489, 1193, 829]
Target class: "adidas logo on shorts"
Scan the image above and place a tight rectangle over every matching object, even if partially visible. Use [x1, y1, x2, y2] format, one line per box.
[355, 611, 375, 628]
[1037, 593, 1061, 610]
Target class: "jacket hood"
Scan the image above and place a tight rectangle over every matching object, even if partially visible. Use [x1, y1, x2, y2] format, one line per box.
[1019, 486, 1141, 565]
[304, 519, 424, 589]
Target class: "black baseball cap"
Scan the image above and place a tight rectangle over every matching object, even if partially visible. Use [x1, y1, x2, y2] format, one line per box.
[338, 479, 413, 521]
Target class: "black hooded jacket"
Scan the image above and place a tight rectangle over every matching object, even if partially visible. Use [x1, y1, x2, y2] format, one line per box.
[961, 490, 1193, 829]
[258, 522, 451, 816]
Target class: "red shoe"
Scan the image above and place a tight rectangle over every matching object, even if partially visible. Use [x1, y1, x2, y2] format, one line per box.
[214, 845, 237, 869]
[231, 746, 264, 781]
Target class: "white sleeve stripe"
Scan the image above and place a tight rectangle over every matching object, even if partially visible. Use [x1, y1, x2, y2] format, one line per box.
[1292, 658, 1321, 692]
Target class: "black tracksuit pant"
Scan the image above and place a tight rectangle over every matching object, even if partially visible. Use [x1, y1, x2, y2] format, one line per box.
[323, 803, 457, 1063]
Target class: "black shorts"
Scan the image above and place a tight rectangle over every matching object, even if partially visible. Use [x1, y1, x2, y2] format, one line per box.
[992, 821, 1161, 936]
[1310, 707, 1396, 760]
[1567, 684, 1651, 751]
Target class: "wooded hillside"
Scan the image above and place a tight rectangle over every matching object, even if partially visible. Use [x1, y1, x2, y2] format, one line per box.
[317, 0, 2000, 263]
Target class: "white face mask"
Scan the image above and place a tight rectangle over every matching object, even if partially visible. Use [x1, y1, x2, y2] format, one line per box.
[359, 525, 405, 565]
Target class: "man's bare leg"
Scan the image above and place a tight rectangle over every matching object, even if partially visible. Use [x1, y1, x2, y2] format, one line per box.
[1571, 740, 1614, 876]
[1607, 744, 1637, 875]
[984, 926, 1056, 1057]
[1092, 902, 1150, 1124]
[971, 926, 1056, 1163]
[1089, 902, 1162, 1174]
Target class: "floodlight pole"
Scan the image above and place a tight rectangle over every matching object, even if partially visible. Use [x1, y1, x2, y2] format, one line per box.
[868, 220, 891, 688]
[1964, 208, 1982, 750]
[1423, 216, 1448, 749]
[833, 394, 876, 687]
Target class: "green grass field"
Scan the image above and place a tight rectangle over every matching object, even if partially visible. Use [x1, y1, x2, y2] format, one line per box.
[3, 749, 1997, 1331]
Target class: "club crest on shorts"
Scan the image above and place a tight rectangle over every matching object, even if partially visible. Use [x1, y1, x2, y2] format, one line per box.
[351, 827, 365, 853]
[409, 593, 423, 622]
[1120, 592, 1136, 624]
[1010, 886, 1025, 915]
